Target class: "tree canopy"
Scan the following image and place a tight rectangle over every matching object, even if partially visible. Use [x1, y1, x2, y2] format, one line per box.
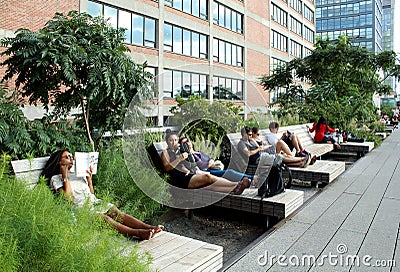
[260, 35, 400, 128]
[1, 11, 153, 150]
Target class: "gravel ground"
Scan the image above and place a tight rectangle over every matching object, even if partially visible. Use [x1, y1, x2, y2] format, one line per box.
[159, 185, 322, 263]
[160, 206, 268, 263]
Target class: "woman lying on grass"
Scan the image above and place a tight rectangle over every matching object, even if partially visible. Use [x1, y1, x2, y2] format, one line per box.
[41, 149, 163, 240]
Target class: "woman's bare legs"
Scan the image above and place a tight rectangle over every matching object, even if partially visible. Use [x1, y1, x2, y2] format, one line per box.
[105, 206, 164, 238]
[100, 214, 155, 240]
[188, 173, 238, 192]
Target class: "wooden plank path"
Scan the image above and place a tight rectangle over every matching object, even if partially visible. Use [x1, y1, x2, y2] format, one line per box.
[223, 129, 400, 271]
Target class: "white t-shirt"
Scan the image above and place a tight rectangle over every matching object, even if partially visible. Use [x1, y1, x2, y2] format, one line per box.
[50, 173, 113, 213]
[266, 132, 279, 154]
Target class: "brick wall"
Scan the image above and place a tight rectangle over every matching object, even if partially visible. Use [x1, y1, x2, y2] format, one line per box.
[0, 1, 79, 32]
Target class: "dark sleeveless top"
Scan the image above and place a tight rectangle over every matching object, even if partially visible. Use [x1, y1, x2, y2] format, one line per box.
[166, 148, 195, 189]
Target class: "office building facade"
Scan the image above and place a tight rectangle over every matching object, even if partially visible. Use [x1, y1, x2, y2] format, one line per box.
[316, 0, 382, 52]
[1, 0, 315, 125]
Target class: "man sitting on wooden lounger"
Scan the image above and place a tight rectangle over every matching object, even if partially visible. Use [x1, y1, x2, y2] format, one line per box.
[237, 126, 310, 169]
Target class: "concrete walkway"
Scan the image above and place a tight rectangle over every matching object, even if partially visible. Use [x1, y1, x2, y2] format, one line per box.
[223, 130, 400, 272]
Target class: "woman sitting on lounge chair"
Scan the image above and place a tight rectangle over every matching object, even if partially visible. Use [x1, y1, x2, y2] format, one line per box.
[41, 149, 164, 240]
[306, 116, 341, 150]
[178, 136, 257, 184]
[161, 129, 249, 194]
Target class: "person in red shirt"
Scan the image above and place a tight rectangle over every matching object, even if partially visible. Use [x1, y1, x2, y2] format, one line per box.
[307, 116, 341, 150]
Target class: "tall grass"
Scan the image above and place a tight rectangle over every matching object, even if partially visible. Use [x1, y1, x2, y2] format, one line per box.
[94, 139, 167, 224]
[0, 155, 150, 272]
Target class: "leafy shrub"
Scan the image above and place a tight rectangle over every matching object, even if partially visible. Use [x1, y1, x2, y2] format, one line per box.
[0, 87, 89, 159]
[0, 154, 150, 272]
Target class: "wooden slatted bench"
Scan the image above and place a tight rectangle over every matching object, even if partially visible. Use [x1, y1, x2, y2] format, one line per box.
[151, 142, 304, 220]
[339, 141, 374, 157]
[227, 124, 346, 186]
[11, 157, 223, 272]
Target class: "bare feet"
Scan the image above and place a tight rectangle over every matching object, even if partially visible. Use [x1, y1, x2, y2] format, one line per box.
[137, 229, 155, 240]
[151, 225, 164, 237]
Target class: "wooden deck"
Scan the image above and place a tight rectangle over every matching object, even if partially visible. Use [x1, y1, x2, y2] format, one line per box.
[223, 128, 400, 272]
[339, 141, 374, 156]
[284, 160, 346, 186]
[213, 188, 304, 219]
[138, 231, 223, 272]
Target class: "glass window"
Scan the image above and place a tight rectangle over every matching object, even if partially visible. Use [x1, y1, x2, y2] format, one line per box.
[200, 35, 207, 59]
[237, 14, 242, 33]
[200, 0, 207, 19]
[174, 0, 183, 10]
[191, 73, 200, 96]
[200, 75, 207, 98]
[144, 18, 155, 47]
[164, 24, 173, 51]
[183, 0, 191, 14]
[225, 9, 232, 29]
[237, 80, 243, 100]
[119, 10, 131, 43]
[132, 14, 144, 46]
[232, 44, 237, 66]
[219, 40, 225, 64]
[173, 71, 182, 97]
[183, 30, 191, 56]
[182, 72, 191, 98]
[88, 1, 102, 17]
[164, 70, 173, 98]
[213, 2, 218, 24]
[232, 12, 237, 32]
[237, 47, 242, 66]
[192, 32, 200, 58]
[104, 6, 118, 28]
[219, 77, 226, 99]
[225, 43, 231, 65]
[213, 39, 219, 62]
[192, 0, 200, 17]
[219, 5, 225, 26]
[173, 27, 183, 54]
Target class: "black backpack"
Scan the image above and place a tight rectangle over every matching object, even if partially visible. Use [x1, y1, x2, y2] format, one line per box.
[257, 161, 292, 198]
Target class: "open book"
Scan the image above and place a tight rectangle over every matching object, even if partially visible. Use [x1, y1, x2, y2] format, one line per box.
[74, 152, 99, 177]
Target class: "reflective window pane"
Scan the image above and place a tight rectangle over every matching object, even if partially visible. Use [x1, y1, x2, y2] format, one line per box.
[132, 14, 144, 45]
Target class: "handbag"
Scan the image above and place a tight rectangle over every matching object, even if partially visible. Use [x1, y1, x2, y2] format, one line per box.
[213, 160, 224, 170]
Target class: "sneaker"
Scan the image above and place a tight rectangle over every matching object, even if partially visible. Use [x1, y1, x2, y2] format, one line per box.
[302, 154, 311, 168]
[296, 151, 307, 157]
[310, 154, 317, 165]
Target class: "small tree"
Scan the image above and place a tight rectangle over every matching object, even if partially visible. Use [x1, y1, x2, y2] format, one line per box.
[1, 11, 153, 151]
[260, 35, 400, 128]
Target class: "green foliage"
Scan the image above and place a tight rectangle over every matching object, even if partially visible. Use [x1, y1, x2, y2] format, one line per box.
[260, 35, 400, 129]
[0, 87, 89, 159]
[380, 105, 393, 116]
[0, 154, 150, 272]
[93, 139, 166, 223]
[1, 11, 153, 150]
[170, 95, 244, 143]
[191, 134, 223, 159]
